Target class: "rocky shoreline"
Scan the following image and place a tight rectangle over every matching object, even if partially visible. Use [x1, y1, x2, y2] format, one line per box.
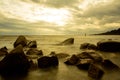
[0, 35, 120, 79]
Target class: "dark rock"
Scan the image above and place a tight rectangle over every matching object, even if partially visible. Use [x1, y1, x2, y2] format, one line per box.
[37, 55, 59, 68]
[0, 45, 30, 75]
[64, 55, 79, 65]
[87, 52, 103, 62]
[80, 43, 97, 50]
[58, 38, 74, 45]
[26, 48, 43, 56]
[77, 51, 103, 62]
[76, 59, 93, 70]
[97, 40, 120, 52]
[76, 52, 92, 59]
[14, 35, 27, 48]
[102, 59, 120, 71]
[49, 52, 69, 58]
[49, 51, 56, 56]
[88, 63, 104, 79]
[27, 41, 37, 48]
[0, 47, 8, 56]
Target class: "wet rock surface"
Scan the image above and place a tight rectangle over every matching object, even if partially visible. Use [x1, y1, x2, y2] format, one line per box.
[26, 48, 43, 56]
[37, 55, 59, 68]
[58, 38, 74, 45]
[64, 54, 79, 65]
[97, 40, 120, 52]
[27, 41, 37, 48]
[0, 47, 8, 56]
[0, 45, 30, 76]
[14, 35, 27, 48]
[88, 63, 104, 79]
[80, 43, 97, 50]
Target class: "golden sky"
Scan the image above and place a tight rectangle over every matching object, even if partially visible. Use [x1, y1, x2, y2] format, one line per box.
[0, 0, 120, 35]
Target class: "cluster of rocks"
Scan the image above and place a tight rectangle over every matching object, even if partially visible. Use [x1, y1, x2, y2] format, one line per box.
[0, 35, 120, 79]
[64, 51, 120, 79]
[0, 36, 59, 76]
[80, 40, 120, 52]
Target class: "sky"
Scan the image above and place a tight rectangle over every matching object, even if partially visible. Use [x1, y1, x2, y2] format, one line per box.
[0, 0, 120, 35]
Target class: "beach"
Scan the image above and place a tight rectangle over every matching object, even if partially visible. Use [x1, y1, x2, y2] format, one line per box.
[0, 35, 120, 80]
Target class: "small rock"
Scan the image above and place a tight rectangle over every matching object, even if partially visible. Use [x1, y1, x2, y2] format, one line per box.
[0, 47, 8, 56]
[77, 51, 103, 62]
[56, 53, 69, 58]
[76, 59, 93, 70]
[88, 63, 104, 79]
[102, 59, 120, 71]
[64, 54, 79, 65]
[26, 48, 43, 56]
[58, 38, 74, 45]
[37, 55, 59, 68]
[80, 43, 97, 50]
[27, 40, 37, 48]
[14, 35, 27, 48]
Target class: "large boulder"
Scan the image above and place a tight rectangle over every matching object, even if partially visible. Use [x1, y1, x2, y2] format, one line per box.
[80, 43, 97, 50]
[0, 46, 8, 56]
[58, 38, 74, 45]
[0, 45, 30, 75]
[14, 35, 27, 48]
[97, 40, 120, 52]
[27, 41, 37, 48]
[37, 55, 59, 68]
[26, 48, 43, 56]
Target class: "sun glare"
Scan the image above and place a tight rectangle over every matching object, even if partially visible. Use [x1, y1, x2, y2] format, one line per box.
[32, 7, 71, 26]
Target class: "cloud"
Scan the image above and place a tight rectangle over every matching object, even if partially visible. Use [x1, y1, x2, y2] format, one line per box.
[0, 0, 120, 35]
[30, 0, 82, 8]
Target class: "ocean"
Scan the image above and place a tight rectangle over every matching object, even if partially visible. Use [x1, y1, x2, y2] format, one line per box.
[0, 35, 120, 80]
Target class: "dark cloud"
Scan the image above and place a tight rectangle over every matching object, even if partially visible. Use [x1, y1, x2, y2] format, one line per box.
[31, 0, 82, 8]
[82, 0, 120, 18]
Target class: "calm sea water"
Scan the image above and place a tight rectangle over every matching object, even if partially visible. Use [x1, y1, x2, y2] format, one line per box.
[0, 35, 120, 80]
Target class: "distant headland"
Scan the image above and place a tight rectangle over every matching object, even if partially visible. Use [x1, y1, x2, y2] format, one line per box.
[93, 28, 120, 35]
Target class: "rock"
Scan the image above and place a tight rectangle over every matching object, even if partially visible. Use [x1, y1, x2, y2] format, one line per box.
[80, 43, 97, 50]
[58, 38, 74, 45]
[77, 51, 103, 62]
[76, 59, 93, 70]
[97, 40, 120, 52]
[0, 47, 8, 56]
[102, 59, 120, 71]
[14, 35, 27, 48]
[87, 52, 103, 62]
[26, 48, 43, 56]
[49, 52, 69, 58]
[27, 41, 37, 48]
[56, 53, 69, 58]
[0, 45, 30, 75]
[88, 63, 104, 79]
[37, 55, 59, 68]
[64, 54, 79, 65]
[76, 52, 92, 59]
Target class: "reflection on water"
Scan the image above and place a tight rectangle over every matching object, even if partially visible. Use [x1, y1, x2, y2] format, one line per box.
[0, 35, 120, 80]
